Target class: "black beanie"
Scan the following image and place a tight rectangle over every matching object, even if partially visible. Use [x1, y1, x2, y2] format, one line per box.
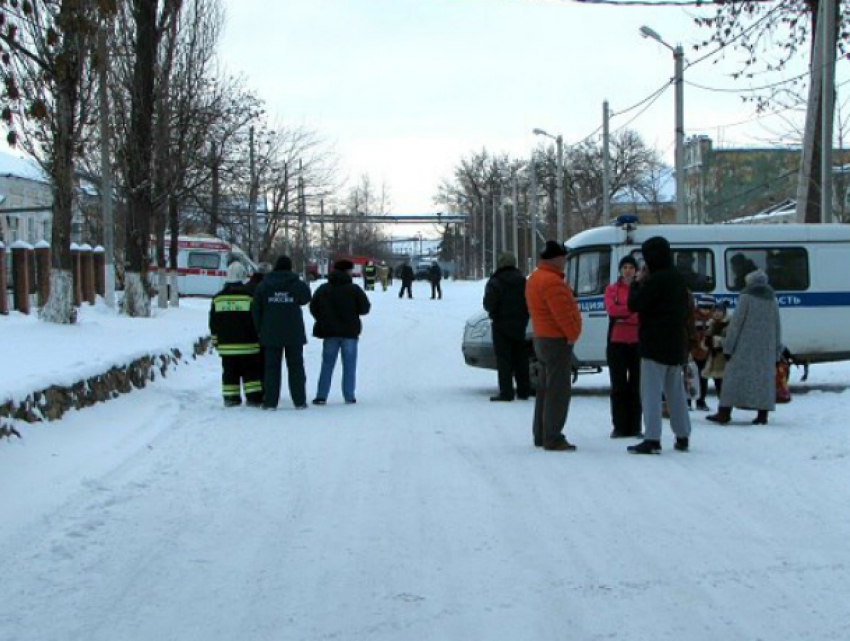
[618, 255, 638, 270]
[274, 255, 293, 271]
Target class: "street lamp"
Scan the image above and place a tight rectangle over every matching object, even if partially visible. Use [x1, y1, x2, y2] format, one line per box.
[640, 25, 686, 224]
[533, 128, 565, 240]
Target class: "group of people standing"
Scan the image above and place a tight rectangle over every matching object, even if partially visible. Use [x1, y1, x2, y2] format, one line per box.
[209, 256, 370, 410]
[484, 235, 784, 455]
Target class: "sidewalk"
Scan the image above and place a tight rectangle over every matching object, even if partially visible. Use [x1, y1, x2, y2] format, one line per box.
[0, 298, 210, 406]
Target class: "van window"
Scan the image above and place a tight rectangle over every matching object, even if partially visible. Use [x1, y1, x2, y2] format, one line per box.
[187, 251, 222, 270]
[672, 249, 716, 293]
[726, 247, 809, 291]
[567, 248, 612, 297]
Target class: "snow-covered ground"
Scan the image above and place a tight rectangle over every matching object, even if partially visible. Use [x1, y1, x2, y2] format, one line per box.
[1, 281, 849, 641]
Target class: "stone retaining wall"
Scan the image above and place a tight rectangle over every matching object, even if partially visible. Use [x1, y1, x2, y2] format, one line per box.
[0, 336, 212, 424]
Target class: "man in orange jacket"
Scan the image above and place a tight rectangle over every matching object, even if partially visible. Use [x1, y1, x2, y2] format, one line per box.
[526, 240, 582, 451]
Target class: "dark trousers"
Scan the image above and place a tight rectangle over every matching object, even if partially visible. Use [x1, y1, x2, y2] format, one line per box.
[532, 338, 574, 447]
[493, 327, 531, 399]
[606, 342, 642, 436]
[263, 345, 307, 408]
[221, 354, 263, 405]
[430, 280, 442, 299]
[399, 283, 413, 298]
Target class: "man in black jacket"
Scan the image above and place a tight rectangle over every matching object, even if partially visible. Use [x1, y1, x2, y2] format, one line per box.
[626, 236, 692, 454]
[484, 252, 531, 402]
[253, 255, 312, 410]
[209, 262, 263, 407]
[309, 259, 371, 405]
[398, 262, 414, 299]
[429, 262, 442, 299]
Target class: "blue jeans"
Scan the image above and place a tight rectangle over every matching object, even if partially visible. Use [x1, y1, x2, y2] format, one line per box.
[316, 338, 358, 402]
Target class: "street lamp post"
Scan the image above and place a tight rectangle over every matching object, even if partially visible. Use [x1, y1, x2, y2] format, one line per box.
[640, 25, 686, 224]
[533, 128, 564, 240]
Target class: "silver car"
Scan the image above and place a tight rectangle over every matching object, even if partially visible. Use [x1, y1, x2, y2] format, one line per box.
[462, 311, 595, 385]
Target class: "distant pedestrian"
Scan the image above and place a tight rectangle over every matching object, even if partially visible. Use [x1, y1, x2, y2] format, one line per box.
[603, 255, 642, 438]
[252, 255, 312, 410]
[707, 269, 782, 425]
[209, 262, 263, 407]
[377, 262, 390, 291]
[526, 240, 582, 451]
[483, 252, 531, 402]
[626, 236, 692, 454]
[363, 261, 377, 291]
[690, 293, 715, 411]
[429, 262, 442, 299]
[399, 262, 414, 299]
[309, 259, 371, 405]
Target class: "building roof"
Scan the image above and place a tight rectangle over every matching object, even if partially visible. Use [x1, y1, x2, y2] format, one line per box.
[0, 151, 48, 184]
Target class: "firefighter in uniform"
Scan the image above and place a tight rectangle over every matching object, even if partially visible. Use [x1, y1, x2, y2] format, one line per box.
[209, 262, 264, 407]
[363, 261, 378, 291]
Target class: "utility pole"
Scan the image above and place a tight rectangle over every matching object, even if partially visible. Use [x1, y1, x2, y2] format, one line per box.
[602, 100, 612, 223]
[511, 174, 519, 257]
[499, 184, 507, 253]
[822, 0, 836, 223]
[98, 29, 115, 308]
[674, 44, 686, 223]
[248, 126, 260, 261]
[299, 159, 308, 280]
[556, 135, 565, 239]
[530, 156, 538, 273]
[480, 195, 486, 278]
[491, 189, 497, 274]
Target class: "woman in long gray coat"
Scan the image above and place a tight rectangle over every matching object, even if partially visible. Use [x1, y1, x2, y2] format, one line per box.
[707, 269, 782, 425]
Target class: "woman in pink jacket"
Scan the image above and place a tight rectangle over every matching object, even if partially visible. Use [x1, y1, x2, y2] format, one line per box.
[604, 255, 642, 438]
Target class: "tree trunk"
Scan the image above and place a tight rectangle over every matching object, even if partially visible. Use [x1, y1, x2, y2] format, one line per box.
[42, 1, 84, 325]
[123, 0, 159, 317]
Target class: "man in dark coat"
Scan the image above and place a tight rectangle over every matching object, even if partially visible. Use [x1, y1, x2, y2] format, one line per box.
[484, 252, 531, 402]
[309, 259, 371, 405]
[252, 255, 312, 410]
[626, 236, 692, 454]
[398, 262, 415, 299]
[429, 262, 442, 299]
[209, 262, 263, 407]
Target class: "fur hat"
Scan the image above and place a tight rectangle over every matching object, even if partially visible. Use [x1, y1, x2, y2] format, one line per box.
[334, 259, 354, 272]
[745, 269, 768, 286]
[274, 255, 293, 271]
[497, 252, 517, 269]
[226, 261, 247, 283]
[618, 255, 638, 270]
[540, 240, 567, 260]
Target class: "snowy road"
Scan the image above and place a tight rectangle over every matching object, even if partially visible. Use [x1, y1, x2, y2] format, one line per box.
[2, 282, 849, 640]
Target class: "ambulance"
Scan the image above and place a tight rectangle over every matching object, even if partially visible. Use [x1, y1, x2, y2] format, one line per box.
[149, 235, 256, 297]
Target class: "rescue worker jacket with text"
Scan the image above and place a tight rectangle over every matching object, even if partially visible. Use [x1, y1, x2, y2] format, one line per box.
[209, 282, 261, 356]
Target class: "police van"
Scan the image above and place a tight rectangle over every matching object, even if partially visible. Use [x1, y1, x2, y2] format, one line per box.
[566, 216, 850, 368]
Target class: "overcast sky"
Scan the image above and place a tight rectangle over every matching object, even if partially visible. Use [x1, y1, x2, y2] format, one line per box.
[219, 0, 828, 218]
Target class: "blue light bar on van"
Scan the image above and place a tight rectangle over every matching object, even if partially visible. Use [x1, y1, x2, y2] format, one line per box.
[615, 215, 639, 227]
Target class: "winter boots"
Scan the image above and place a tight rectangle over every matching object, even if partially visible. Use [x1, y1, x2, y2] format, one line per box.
[706, 406, 732, 425]
[627, 439, 662, 455]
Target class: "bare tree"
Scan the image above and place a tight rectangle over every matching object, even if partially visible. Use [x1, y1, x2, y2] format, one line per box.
[1, 0, 109, 324]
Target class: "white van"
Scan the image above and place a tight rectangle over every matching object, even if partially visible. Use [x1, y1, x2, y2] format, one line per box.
[566, 217, 850, 368]
[149, 235, 256, 297]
